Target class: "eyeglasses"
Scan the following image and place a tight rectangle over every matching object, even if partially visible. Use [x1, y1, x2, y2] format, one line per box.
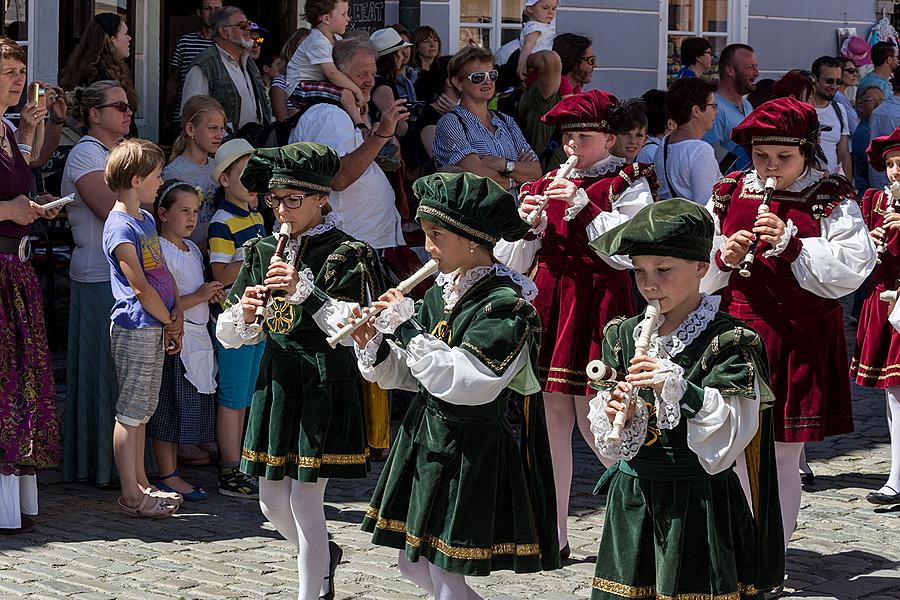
[463, 70, 498, 84]
[225, 20, 250, 31]
[581, 55, 597, 66]
[96, 101, 134, 113]
[705, 102, 718, 110]
[843, 67, 858, 74]
[818, 77, 840, 85]
[264, 192, 315, 209]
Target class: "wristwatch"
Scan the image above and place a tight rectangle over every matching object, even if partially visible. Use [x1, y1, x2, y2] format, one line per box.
[502, 160, 516, 176]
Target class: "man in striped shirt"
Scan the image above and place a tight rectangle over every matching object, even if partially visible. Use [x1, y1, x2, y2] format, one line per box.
[163, 0, 221, 136]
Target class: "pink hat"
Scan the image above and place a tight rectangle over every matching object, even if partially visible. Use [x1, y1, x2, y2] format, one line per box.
[842, 36, 872, 66]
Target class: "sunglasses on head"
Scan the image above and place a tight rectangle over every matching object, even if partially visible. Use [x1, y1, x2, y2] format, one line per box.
[843, 67, 858, 74]
[464, 70, 498, 84]
[581, 55, 597, 66]
[264, 192, 316, 209]
[96, 101, 134, 113]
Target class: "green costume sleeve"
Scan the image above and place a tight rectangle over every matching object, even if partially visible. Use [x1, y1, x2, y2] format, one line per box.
[694, 326, 775, 409]
[591, 316, 630, 393]
[301, 240, 386, 313]
[457, 295, 541, 377]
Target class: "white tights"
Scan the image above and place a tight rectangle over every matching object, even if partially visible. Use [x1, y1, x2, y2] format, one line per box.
[774, 442, 803, 549]
[879, 386, 900, 494]
[258, 478, 330, 600]
[544, 392, 612, 549]
[397, 552, 483, 600]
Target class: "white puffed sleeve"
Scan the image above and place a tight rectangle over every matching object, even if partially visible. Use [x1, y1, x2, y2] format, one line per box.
[790, 199, 877, 298]
[700, 197, 734, 294]
[585, 177, 654, 270]
[494, 234, 542, 275]
[356, 335, 420, 392]
[215, 303, 264, 349]
[686, 378, 762, 475]
[403, 334, 530, 405]
[309, 299, 362, 347]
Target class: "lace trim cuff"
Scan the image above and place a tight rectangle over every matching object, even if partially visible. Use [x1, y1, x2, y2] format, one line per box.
[588, 391, 649, 460]
[286, 268, 316, 305]
[564, 188, 590, 221]
[374, 297, 415, 334]
[355, 332, 384, 368]
[227, 303, 261, 341]
[763, 218, 797, 258]
[653, 358, 686, 430]
[530, 210, 548, 234]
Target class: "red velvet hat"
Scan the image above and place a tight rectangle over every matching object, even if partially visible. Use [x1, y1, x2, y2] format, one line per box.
[867, 127, 900, 172]
[730, 97, 819, 151]
[542, 89, 619, 133]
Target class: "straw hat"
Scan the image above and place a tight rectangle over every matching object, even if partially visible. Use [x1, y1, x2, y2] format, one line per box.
[370, 28, 412, 57]
[212, 138, 255, 181]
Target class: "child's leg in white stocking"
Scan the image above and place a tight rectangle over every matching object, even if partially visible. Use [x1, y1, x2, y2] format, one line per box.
[289, 479, 330, 600]
[258, 478, 299, 547]
[544, 392, 575, 549]
[879, 386, 900, 494]
[774, 441, 803, 548]
[397, 551, 435, 594]
[427, 562, 483, 600]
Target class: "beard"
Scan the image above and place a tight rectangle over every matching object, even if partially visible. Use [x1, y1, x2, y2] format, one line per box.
[736, 76, 757, 95]
[239, 38, 255, 50]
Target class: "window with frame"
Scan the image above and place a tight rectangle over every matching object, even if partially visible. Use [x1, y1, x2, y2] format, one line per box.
[459, 0, 522, 51]
[666, 0, 730, 85]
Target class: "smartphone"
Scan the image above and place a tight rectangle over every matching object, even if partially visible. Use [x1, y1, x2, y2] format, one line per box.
[39, 194, 76, 211]
[29, 82, 44, 106]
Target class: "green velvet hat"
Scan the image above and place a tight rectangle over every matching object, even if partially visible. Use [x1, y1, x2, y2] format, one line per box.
[413, 173, 530, 247]
[590, 198, 714, 262]
[240, 142, 340, 194]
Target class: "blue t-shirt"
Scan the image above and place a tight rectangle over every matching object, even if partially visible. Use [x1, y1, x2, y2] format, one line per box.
[703, 92, 753, 172]
[103, 209, 176, 329]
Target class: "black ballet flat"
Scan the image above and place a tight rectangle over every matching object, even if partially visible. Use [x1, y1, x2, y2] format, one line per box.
[765, 585, 785, 600]
[866, 486, 900, 505]
[800, 472, 815, 485]
[560, 543, 570, 561]
[319, 540, 343, 600]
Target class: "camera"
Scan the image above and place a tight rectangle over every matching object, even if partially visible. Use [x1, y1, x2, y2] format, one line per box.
[405, 101, 426, 118]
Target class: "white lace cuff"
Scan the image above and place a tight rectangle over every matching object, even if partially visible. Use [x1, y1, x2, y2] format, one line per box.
[355, 332, 384, 368]
[530, 210, 548, 234]
[286, 268, 316, 305]
[588, 390, 649, 460]
[564, 188, 590, 221]
[763, 218, 798, 258]
[653, 358, 686, 430]
[373, 297, 415, 334]
[227, 303, 261, 341]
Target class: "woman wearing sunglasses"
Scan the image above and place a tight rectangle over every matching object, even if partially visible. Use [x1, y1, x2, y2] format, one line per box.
[835, 57, 861, 134]
[432, 46, 541, 193]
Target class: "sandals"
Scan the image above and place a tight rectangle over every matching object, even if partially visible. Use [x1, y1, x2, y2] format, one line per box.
[117, 493, 179, 518]
[156, 469, 208, 502]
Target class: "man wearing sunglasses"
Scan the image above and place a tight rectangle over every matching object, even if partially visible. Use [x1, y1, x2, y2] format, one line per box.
[811, 55, 852, 178]
[181, 5, 273, 133]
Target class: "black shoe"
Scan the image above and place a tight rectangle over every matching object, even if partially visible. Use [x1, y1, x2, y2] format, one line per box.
[319, 540, 343, 600]
[560, 543, 570, 560]
[765, 585, 785, 599]
[866, 485, 900, 505]
[800, 472, 815, 485]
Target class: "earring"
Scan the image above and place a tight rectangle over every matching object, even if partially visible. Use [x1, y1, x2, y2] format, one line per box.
[469, 247, 475, 253]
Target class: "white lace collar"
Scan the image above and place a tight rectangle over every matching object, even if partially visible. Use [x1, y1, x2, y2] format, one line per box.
[745, 168, 825, 193]
[570, 154, 626, 179]
[633, 294, 720, 358]
[436, 263, 538, 310]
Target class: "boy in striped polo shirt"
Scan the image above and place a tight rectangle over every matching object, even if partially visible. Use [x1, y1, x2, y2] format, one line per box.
[208, 139, 266, 499]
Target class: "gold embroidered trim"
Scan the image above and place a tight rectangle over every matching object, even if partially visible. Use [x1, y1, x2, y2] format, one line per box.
[365, 507, 540, 560]
[242, 448, 370, 467]
[541, 366, 588, 375]
[543, 375, 589, 386]
[591, 577, 760, 599]
[417, 206, 498, 244]
[561, 120, 609, 130]
[751, 135, 806, 145]
[268, 176, 331, 194]
[850, 358, 900, 380]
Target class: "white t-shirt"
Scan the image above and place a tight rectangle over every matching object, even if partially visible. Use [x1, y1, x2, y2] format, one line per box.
[519, 20, 555, 53]
[289, 103, 404, 249]
[285, 29, 341, 96]
[654, 138, 720, 204]
[162, 155, 219, 245]
[815, 102, 849, 175]
[61, 136, 111, 283]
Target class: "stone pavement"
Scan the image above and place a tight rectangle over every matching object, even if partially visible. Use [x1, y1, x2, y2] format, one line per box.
[3, 308, 900, 599]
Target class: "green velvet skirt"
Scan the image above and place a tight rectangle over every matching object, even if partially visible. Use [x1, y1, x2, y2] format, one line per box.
[241, 343, 370, 481]
[591, 463, 766, 600]
[361, 395, 559, 576]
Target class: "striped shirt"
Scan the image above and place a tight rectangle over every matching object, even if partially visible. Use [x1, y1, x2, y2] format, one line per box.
[207, 199, 265, 266]
[431, 105, 536, 168]
[170, 31, 214, 122]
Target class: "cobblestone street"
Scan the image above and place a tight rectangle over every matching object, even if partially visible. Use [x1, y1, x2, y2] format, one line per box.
[2, 307, 900, 599]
